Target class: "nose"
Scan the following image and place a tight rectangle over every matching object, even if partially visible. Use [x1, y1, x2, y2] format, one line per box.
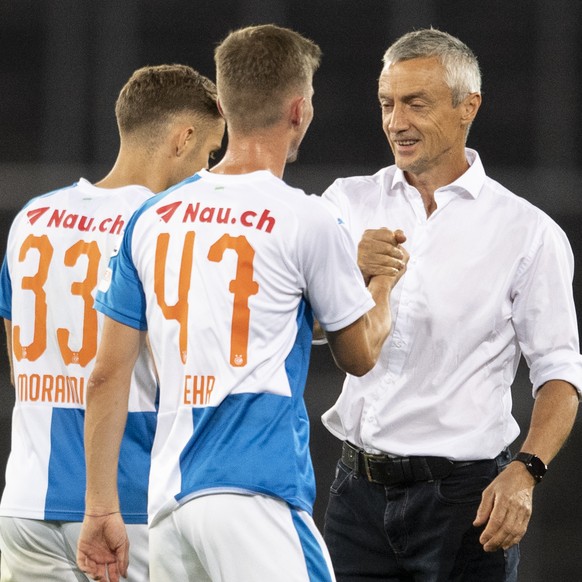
[387, 102, 408, 133]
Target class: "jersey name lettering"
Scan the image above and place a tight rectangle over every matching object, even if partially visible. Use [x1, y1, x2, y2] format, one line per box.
[16, 372, 85, 405]
[183, 375, 215, 406]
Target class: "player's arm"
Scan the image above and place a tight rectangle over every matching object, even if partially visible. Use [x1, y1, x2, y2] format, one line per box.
[3, 319, 14, 387]
[77, 316, 142, 582]
[315, 227, 407, 355]
[326, 270, 403, 377]
[325, 227, 408, 376]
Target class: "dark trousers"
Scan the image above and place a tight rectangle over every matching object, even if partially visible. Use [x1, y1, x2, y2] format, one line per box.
[323, 449, 519, 582]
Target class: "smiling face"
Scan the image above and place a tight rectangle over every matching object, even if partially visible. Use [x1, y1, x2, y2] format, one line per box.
[378, 56, 480, 186]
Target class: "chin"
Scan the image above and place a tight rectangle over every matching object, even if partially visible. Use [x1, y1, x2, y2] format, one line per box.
[394, 157, 411, 172]
[395, 155, 425, 175]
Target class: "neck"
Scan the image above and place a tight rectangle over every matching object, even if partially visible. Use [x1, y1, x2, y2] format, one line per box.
[95, 149, 170, 193]
[210, 130, 291, 179]
[404, 152, 470, 218]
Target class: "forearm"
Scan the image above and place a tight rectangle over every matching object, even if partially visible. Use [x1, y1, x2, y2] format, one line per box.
[362, 275, 393, 363]
[84, 318, 141, 514]
[475, 379, 579, 551]
[84, 373, 130, 514]
[326, 275, 393, 376]
[518, 379, 580, 464]
[326, 226, 408, 373]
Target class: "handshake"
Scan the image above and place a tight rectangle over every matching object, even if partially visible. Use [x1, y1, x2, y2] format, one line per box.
[358, 227, 409, 287]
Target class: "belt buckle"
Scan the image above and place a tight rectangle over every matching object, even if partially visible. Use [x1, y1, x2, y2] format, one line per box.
[363, 456, 375, 482]
[361, 452, 385, 484]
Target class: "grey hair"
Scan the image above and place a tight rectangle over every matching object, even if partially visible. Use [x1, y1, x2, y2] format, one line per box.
[382, 28, 481, 107]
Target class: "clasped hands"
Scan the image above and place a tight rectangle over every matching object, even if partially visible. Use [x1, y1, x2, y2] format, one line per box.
[358, 227, 408, 286]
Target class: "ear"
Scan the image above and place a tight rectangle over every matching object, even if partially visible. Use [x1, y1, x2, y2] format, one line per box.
[289, 96, 306, 128]
[460, 92, 482, 127]
[175, 126, 195, 157]
[216, 98, 225, 118]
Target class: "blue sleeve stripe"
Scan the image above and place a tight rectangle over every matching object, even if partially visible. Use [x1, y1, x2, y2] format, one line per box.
[95, 300, 147, 331]
[0, 255, 12, 318]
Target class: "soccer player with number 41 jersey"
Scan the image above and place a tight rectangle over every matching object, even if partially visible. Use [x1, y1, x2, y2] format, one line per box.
[77, 25, 408, 582]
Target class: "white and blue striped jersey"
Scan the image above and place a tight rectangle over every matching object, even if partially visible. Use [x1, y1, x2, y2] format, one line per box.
[95, 169, 374, 524]
[0, 179, 157, 523]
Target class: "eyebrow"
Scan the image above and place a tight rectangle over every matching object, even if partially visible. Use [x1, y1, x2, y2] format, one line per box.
[379, 90, 431, 102]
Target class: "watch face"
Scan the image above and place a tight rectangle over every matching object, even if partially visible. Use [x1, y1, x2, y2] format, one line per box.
[529, 455, 547, 479]
[516, 452, 547, 482]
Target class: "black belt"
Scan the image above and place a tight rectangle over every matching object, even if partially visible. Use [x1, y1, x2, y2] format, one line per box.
[342, 441, 457, 486]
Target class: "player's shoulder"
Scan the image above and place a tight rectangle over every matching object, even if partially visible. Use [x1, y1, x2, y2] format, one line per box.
[19, 182, 79, 210]
[266, 178, 339, 224]
[9, 182, 79, 229]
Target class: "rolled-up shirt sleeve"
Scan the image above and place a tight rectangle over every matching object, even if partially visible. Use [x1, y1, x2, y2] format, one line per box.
[512, 213, 582, 397]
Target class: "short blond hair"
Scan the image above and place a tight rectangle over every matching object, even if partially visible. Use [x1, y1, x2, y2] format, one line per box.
[215, 24, 321, 132]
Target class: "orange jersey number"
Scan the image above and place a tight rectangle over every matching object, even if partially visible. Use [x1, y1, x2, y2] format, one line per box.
[12, 234, 102, 366]
[154, 232, 259, 366]
[154, 232, 195, 365]
[57, 240, 101, 366]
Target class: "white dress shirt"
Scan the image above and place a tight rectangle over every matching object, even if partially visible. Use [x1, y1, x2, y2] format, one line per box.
[321, 149, 582, 460]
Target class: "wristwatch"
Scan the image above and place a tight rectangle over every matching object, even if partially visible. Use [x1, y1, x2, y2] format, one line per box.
[513, 452, 547, 483]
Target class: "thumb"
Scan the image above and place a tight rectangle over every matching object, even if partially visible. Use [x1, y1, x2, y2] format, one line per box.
[394, 229, 407, 244]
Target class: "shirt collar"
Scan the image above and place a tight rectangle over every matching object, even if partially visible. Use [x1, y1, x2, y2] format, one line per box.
[390, 148, 486, 199]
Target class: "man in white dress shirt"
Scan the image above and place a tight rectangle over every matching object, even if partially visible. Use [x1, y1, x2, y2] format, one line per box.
[320, 28, 582, 582]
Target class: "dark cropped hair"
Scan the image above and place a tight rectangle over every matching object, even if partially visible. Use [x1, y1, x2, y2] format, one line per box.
[115, 64, 220, 138]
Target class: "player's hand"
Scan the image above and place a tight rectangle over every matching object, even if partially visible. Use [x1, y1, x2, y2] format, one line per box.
[473, 461, 534, 552]
[358, 228, 408, 286]
[77, 513, 129, 581]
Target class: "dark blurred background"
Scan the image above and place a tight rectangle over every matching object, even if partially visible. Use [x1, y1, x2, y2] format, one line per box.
[0, 1, 581, 580]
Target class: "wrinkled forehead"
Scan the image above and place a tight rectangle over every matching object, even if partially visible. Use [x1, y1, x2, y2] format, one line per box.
[378, 57, 450, 97]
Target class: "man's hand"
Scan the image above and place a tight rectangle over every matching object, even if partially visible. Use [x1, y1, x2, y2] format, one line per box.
[77, 513, 129, 581]
[358, 228, 408, 285]
[473, 461, 534, 552]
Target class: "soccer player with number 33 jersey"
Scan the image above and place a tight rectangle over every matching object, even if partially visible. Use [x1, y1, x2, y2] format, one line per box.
[0, 64, 224, 581]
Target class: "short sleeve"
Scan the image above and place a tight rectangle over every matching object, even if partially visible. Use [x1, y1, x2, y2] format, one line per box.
[95, 214, 148, 331]
[0, 255, 12, 319]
